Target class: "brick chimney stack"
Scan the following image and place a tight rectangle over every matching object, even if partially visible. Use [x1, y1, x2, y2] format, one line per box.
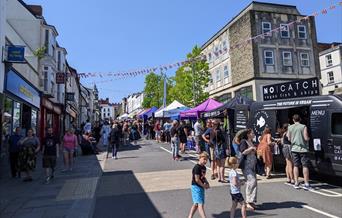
[27, 5, 43, 17]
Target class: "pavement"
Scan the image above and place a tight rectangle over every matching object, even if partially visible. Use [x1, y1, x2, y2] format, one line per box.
[0, 149, 103, 218]
[93, 139, 342, 218]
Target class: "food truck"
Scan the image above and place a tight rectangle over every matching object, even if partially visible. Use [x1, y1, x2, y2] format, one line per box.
[249, 78, 342, 177]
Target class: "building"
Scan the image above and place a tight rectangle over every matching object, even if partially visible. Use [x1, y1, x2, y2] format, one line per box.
[79, 85, 99, 125]
[319, 43, 342, 95]
[126, 92, 144, 115]
[64, 64, 80, 130]
[201, 1, 319, 102]
[0, 0, 6, 152]
[99, 98, 121, 120]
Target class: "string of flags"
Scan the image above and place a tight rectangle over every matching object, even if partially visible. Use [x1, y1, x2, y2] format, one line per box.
[79, 1, 342, 80]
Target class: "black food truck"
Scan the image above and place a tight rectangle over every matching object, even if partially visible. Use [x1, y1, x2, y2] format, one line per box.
[249, 94, 342, 177]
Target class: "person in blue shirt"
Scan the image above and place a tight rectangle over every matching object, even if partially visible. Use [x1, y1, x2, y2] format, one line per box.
[8, 127, 23, 178]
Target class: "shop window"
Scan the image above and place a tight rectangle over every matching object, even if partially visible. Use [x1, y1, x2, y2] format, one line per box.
[216, 93, 232, 104]
[31, 110, 37, 134]
[280, 24, 290, 38]
[3, 98, 13, 139]
[13, 101, 21, 132]
[332, 113, 342, 135]
[235, 86, 253, 99]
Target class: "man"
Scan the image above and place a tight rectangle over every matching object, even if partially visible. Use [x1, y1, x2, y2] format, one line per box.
[287, 114, 311, 190]
[194, 119, 204, 153]
[163, 120, 172, 143]
[42, 127, 60, 184]
[8, 127, 23, 178]
[110, 123, 121, 159]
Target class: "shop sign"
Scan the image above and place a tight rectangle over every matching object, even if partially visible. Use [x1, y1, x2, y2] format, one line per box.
[56, 73, 65, 84]
[66, 92, 75, 101]
[4, 45, 25, 63]
[262, 78, 320, 101]
[6, 70, 40, 108]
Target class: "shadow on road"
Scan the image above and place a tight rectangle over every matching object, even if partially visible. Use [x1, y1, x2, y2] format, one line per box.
[93, 170, 162, 218]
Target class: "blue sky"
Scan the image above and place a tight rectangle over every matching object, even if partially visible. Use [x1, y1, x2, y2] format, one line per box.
[24, 0, 342, 103]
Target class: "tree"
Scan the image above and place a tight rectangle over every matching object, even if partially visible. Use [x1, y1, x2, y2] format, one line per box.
[169, 46, 210, 107]
[142, 72, 174, 108]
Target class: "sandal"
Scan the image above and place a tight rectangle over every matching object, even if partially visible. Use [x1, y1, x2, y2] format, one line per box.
[246, 203, 255, 210]
[211, 175, 216, 180]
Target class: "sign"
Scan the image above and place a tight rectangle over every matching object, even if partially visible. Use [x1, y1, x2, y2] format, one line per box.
[6, 70, 40, 108]
[262, 78, 320, 101]
[251, 110, 276, 142]
[5, 45, 25, 63]
[66, 92, 75, 101]
[56, 72, 65, 84]
[234, 105, 249, 132]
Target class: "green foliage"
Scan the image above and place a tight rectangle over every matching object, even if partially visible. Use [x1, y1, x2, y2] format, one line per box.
[169, 46, 210, 107]
[33, 46, 46, 59]
[142, 72, 173, 108]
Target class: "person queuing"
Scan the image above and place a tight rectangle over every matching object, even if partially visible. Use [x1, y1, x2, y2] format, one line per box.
[287, 114, 311, 190]
[194, 119, 204, 153]
[62, 128, 78, 172]
[110, 123, 121, 159]
[202, 119, 216, 180]
[8, 127, 23, 178]
[178, 121, 188, 154]
[17, 128, 40, 182]
[163, 120, 172, 143]
[42, 127, 60, 184]
[170, 120, 180, 161]
[130, 121, 140, 145]
[257, 127, 274, 179]
[280, 123, 294, 184]
[239, 129, 258, 210]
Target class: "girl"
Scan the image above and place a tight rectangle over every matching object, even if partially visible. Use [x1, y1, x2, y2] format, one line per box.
[62, 128, 78, 171]
[257, 127, 273, 178]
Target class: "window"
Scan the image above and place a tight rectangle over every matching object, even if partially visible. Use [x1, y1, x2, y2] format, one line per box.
[222, 41, 227, 51]
[264, 50, 274, 65]
[44, 29, 49, 54]
[280, 24, 290, 38]
[208, 53, 212, 62]
[298, 25, 307, 39]
[57, 84, 61, 102]
[52, 45, 55, 58]
[235, 86, 253, 99]
[216, 69, 221, 81]
[262, 22, 271, 35]
[327, 71, 334, 84]
[326, 54, 333, 67]
[107, 113, 110, 117]
[44, 71, 49, 91]
[57, 51, 61, 71]
[224, 65, 229, 78]
[282, 51, 293, 66]
[300, 53, 309, 66]
[215, 46, 219, 58]
[332, 113, 342, 135]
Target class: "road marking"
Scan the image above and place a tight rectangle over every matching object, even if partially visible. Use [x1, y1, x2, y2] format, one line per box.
[284, 182, 342, 198]
[303, 205, 341, 218]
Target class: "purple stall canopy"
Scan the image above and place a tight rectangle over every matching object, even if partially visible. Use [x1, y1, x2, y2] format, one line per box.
[180, 98, 223, 119]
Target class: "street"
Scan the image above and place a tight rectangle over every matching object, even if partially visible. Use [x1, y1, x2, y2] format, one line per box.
[93, 139, 342, 218]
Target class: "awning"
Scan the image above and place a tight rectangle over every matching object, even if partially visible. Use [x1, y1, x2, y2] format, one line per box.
[180, 98, 223, 119]
[155, 100, 187, 118]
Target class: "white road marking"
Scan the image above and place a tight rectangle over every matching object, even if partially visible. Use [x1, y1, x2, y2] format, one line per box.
[284, 182, 342, 198]
[303, 205, 341, 218]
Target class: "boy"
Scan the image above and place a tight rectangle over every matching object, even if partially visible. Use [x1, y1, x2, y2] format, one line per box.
[228, 157, 247, 218]
[188, 152, 210, 218]
[42, 127, 60, 184]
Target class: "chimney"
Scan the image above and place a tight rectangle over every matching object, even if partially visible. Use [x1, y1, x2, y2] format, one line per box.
[27, 5, 43, 17]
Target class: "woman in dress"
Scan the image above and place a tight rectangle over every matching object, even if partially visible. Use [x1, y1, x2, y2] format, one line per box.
[18, 128, 40, 182]
[239, 128, 258, 210]
[257, 127, 273, 178]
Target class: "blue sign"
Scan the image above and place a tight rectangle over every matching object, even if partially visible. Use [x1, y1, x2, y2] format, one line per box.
[6, 45, 25, 63]
[6, 70, 40, 108]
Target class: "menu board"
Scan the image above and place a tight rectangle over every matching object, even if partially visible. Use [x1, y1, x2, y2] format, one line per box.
[234, 105, 249, 132]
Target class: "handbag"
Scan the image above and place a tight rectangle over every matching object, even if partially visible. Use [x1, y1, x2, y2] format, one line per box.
[238, 154, 246, 170]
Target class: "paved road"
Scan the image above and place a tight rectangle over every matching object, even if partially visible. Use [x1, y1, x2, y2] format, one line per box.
[93, 139, 342, 218]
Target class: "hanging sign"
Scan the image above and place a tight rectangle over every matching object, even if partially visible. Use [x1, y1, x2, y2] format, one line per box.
[66, 92, 75, 101]
[5, 45, 25, 63]
[56, 72, 66, 84]
[262, 77, 320, 101]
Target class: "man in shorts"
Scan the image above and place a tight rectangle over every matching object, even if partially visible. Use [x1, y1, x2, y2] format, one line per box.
[42, 127, 60, 184]
[287, 114, 311, 190]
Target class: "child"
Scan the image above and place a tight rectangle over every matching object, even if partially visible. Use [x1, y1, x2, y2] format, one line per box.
[228, 157, 247, 218]
[188, 152, 210, 218]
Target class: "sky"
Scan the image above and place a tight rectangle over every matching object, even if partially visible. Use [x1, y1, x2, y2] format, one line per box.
[24, 0, 342, 103]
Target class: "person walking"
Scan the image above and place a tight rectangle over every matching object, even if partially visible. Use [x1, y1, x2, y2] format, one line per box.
[163, 120, 172, 143]
[202, 119, 216, 180]
[188, 152, 210, 218]
[8, 127, 23, 178]
[286, 114, 311, 190]
[17, 128, 40, 182]
[101, 121, 111, 149]
[281, 123, 294, 184]
[110, 123, 121, 159]
[239, 129, 258, 210]
[228, 157, 247, 218]
[62, 129, 78, 171]
[257, 127, 274, 178]
[178, 121, 187, 154]
[130, 121, 140, 145]
[194, 119, 204, 153]
[170, 120, 180, 160]
[154, 121, 161, 143]
[42, 127, 59, 184]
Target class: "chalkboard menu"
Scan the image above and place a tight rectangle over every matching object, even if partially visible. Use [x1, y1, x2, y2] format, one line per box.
[234, 105, 249, 132]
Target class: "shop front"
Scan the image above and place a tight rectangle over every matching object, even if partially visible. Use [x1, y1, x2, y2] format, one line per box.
[65, 103, 78, 131]
[40, 97, 63, 141]
[2, 69, 40, 138]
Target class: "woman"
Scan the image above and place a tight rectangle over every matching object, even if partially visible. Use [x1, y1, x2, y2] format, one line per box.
[110, 123, 121, 159]
[210, 120, 227, 183]
[170, 120, 180, 160]
[239, 128, 258, 210]
[154, 121, 161, 143]
[202, 119, 217, 180]
[130, 121, 140, 145]
[18, 128, 40, 182]
[178, 121, 187, 154]
[62, 128, 78, 171]
[123, 122, 129, 145]
[281, 124, 294, 184]
[257, 127, 273, 178]
[101, 121, 111, 148]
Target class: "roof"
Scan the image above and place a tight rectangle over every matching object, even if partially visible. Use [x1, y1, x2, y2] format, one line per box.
[318, 42, 342, 56]
[201, 1, 300, 49]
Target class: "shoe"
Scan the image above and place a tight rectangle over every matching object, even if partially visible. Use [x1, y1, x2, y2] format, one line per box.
[293, 183, 300, 189]
[211, 175, 216, 180]
[266, 175, 271, 179]
[112, 156, 115, 159]
[246, 203, 255, 211]
[45, 176, 52, 184]
[302, 184, 313, 191]
[114, 156, 118, 160]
